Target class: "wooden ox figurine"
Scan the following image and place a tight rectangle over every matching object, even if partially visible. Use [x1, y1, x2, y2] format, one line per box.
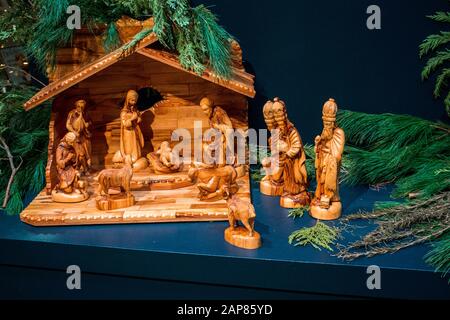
[188, 165, 239, 200]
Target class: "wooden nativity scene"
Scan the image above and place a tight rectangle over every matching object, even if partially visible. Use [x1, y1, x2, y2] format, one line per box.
[19, 17, 257, 240]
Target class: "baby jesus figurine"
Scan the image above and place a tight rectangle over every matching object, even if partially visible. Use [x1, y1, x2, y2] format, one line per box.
[157, 141, 182, 171]
[147, 141, 183, 174]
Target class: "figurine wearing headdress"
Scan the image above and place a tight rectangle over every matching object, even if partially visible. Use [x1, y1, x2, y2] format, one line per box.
[260, 98, 310, 208]
[310, 98, 345, 220]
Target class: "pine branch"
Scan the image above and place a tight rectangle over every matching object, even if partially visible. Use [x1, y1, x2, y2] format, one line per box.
[422, 49, 450, 80]
[419, 31, 450, 58]
[425, 232, 450, 282]
[434, 68, 450, 97]
[288, 206, 310, 219]
[337, 192, 450, 260]
[445, 91, 450, 117]
[120, 27, 153, 57]
[337, 110, 450, 199]
[337, 225, 450, 261]
[103, 22, 121, 52]
[427, 11, 450, 23]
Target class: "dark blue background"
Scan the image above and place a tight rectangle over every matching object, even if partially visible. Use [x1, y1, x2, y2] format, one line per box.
[193, 0, 448, 141]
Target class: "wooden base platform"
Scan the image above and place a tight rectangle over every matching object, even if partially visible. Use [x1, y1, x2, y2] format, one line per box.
[309, 201, 342, 221]
[224, 227, 261, 250]
[20, 169, 251, 227]
[96, 193, 136, 211]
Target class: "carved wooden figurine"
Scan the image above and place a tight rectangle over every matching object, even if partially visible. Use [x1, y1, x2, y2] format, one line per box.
[52, 132, 89, 203]
[260, 98, 310, 208]
[310, 98, 345, 220]
[200, 97, 235, 165]
[113, 90, 148, 171]
[147, 141, 183, 174]
[66, 99, 92, 174]
[188, 165, 239, 201]
[96, 155, 135, 211]
[225, 195, 261, 250]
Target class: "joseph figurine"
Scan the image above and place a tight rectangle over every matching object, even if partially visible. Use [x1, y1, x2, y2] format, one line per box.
[200, 97, 235, 166]
[260, 98, 310, 208]
[310, 98, 345, 220]
[113, 90, 148, 170]
[66, 99, 92, 173]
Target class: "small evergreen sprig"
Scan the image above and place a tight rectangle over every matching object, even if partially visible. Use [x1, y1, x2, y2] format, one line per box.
[289, 221, 340, 251]
[288, 206, 310, 219]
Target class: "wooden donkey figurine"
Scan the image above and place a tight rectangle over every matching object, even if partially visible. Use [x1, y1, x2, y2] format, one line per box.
[96, 155, 135, 210]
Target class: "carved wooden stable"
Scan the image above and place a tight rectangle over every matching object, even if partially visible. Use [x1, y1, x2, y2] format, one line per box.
[20, 17, 255, 227]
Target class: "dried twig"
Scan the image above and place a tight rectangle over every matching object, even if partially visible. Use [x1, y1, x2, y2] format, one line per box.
[0, 136, 23, 208]
[337, 225, 450, 260]
[336, 192, 450, 260]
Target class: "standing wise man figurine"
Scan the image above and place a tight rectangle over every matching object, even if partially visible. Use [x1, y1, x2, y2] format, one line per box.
[310, 98, 345, 220]
[52, 132, 89, 203]
[260, 98, 310, 208]
[66, 99, 92, 174]
[113, 90, 148, 170]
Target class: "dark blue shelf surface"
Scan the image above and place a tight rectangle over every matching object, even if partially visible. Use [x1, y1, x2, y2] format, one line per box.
[1, 181, 449, 299]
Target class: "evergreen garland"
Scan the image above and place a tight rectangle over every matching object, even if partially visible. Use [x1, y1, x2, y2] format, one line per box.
[0, 0, 234, 78]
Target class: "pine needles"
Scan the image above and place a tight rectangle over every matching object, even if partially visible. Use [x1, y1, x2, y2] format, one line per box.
[337, 110, 450, 199]
[288, 206, 310, 219]
[0, 86, 51, 215]
[420, 10, 450, 117]
[0, 0, 235, 78]
[425, 232, 450, 283]
[335, 109, 450, 279]
[103, 22, 122, 52]
[289, 221, 340, 251]
[121, 27, 154, 57]
[148, 1, 233, 77]
[193, 5, 232, 78]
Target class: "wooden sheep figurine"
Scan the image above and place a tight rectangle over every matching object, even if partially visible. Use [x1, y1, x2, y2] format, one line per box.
[227, 195, 256, 236]
[95, 156, 135, 210]
[224, 195, 261, 250]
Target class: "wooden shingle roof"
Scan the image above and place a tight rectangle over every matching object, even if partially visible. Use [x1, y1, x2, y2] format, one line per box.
[24, 21, 255, 110]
